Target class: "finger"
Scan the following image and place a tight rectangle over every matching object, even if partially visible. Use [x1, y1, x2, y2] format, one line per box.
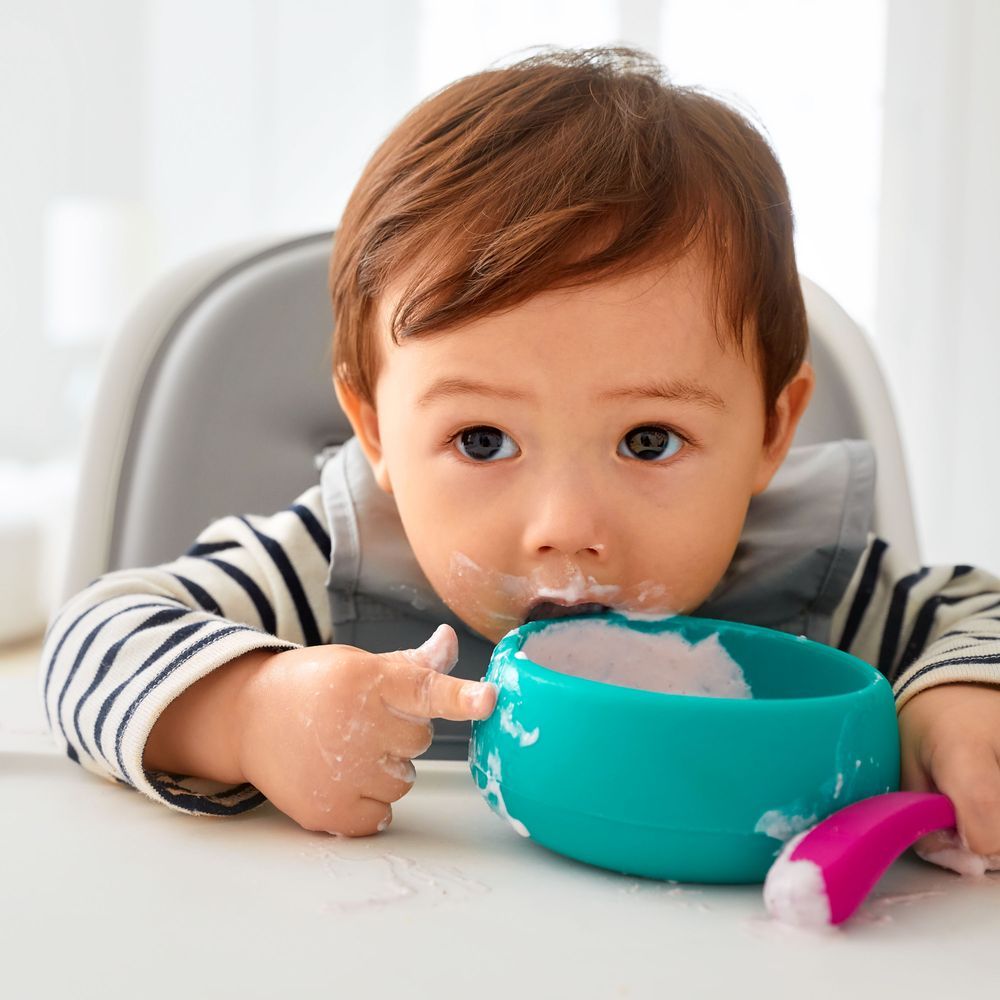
[319, 798, 392, 838]
[365, 755, 417, 804]
[899, 739, 958, 863]
[380, 659, 497, 722]
[379, 753, 417, 786]
[900, 736, 937, 794]
[393, 623, 460, 675]
[911, 827, 971, 872]
[928, 739, 1000, 856]
[899, 728, 944, 856]
[374, 705, 434, 758]
[390, 717, 435, 759]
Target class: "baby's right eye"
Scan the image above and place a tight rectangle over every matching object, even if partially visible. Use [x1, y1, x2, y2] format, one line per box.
[451, 426, 519, 462]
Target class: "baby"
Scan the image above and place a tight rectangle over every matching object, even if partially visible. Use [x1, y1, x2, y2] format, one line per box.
[42, 46, 1000, 869]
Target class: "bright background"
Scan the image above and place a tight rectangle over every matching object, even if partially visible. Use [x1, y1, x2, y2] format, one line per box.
[2, 0, 998, 643]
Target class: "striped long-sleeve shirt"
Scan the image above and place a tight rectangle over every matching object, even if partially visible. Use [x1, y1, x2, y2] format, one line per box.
[40, 484, 1000, 817]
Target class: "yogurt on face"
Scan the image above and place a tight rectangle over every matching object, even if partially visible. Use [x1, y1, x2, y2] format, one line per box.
[519, 618, 752, 698]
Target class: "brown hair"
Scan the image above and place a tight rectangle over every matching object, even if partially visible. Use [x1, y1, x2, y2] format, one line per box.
[329, 44, 807, 443]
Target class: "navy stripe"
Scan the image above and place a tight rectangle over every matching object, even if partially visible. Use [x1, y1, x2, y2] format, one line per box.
[172, 573, 223, 615]
[43, 603, 108, 727]
[150, 773, 264, 806]
[204, 784, 260, 804]
[148, 778, 266, 815]
[877, 566, 932, 681]
[895, 583, 1000, 674]
[935, 633, 1000, 643]
[291, 503, 332, 561]
[896, 651, 1000, 698]
[43, 575, 107, 646]
[92, 619, 213, 768]
[905, 640, 989, 660]
[926, 652, 1000, 667]
[53, 602, 179, 742]
[43, 595, 157, 725]
[238, 516, 320, 645]
[185, 540, 240, 557]
[72, 606, 190, 758]
[113, 625, 253, 781]
[836, 538, 887, 652]
[205, 557, 276, 634]
[157, 771, 195, 783]
[922, 607, 1000, 643]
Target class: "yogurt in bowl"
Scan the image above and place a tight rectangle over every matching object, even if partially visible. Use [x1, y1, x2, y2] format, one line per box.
[468, 610, 899, 884]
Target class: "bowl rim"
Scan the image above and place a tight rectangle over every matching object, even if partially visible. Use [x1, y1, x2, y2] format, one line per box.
[493, 610, 888, 708]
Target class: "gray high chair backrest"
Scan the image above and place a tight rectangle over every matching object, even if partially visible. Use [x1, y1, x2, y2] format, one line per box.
[61, 229, 921, 748]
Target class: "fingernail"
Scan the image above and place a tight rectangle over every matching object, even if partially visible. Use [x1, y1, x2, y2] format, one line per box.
[465, 681, 495, 712]
[418, 624, 446, 649]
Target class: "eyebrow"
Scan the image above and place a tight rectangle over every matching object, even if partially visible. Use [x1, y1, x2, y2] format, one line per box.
[415, 375, 727, 411]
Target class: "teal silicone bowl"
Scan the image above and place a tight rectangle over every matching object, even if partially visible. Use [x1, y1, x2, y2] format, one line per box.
[468, 611, 900, 884]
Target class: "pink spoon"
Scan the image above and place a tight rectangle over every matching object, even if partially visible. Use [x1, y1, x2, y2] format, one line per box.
[762, 791, 956, 927]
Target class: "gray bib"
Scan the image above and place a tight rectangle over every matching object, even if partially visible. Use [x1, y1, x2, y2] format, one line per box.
[319, 436, 875, 759]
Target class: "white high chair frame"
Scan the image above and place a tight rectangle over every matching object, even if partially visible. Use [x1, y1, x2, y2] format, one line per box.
[58, 230, 920, 607]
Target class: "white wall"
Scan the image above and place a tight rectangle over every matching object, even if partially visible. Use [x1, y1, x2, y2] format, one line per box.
[660, 0, 887, 341]
[147, 0, 423, 270]
[0, 0, 146, 460]
[5, 0, 995, 603]
[877, 0, 1000, 573]
[0, 0, 890, 463]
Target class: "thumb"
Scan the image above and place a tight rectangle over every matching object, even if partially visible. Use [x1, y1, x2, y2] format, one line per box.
[380, 624, 497, 721]
[900, 722, 954, 856]
[400, 623, 460, 675]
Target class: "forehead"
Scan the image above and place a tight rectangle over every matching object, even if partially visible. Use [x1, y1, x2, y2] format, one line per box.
[373, 251, 759, 400]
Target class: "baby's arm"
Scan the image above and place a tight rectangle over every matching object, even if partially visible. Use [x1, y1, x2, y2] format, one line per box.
[830, 531, 1000, 712]
[832, 533, 1000, 867]
[146, 625, 495, 835]
[40, 485, 332, 815]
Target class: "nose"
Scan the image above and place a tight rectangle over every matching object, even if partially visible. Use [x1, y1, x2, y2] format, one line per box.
[521, 469, 607, 559]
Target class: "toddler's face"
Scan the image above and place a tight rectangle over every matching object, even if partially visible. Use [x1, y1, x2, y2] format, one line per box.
[336, 250, 813, 645]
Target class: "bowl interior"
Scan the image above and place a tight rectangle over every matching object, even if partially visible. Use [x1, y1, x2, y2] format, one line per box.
[514, 610, 876, 702]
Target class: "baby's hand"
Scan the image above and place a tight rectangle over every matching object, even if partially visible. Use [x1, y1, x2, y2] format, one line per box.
[233, 624, 496, 836]
[898, 681, 1000, 870]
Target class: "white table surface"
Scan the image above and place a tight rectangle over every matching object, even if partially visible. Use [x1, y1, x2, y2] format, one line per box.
[4, 637, 1000, 1000]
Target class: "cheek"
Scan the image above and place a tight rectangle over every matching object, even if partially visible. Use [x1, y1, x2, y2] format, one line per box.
[624, 467, 750, 604]
[672, 521, 743, 608]
[391, 462, 511, 588]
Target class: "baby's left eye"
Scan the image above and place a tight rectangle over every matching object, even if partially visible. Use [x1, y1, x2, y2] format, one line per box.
[618, 425, 685, 462]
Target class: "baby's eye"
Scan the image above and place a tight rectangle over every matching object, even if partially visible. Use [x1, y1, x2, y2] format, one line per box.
[618, 425, 685, 462]
[452, 426, 519, 462]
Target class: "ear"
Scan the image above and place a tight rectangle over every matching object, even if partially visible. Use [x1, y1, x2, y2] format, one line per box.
[750, 360, 816, 495]
[332, 375, 393, 494]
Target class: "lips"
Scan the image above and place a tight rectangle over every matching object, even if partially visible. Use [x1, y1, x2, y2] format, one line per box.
[523, 601, 611, 624]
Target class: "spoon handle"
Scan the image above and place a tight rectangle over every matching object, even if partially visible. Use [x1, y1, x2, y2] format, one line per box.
[764, 791, 956, 925]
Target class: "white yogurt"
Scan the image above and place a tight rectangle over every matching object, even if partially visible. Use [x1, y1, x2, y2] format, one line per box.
[762, 829, 835, 930]
[479, 750, 530, 837]
[520, 618, 752, 698]
[913, 828, 1000, 876]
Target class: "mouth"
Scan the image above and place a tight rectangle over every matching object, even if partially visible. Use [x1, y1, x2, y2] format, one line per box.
[522, 601, 613, 624]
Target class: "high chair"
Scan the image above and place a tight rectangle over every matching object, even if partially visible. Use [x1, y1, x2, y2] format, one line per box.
[58, 228, 921, 656]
